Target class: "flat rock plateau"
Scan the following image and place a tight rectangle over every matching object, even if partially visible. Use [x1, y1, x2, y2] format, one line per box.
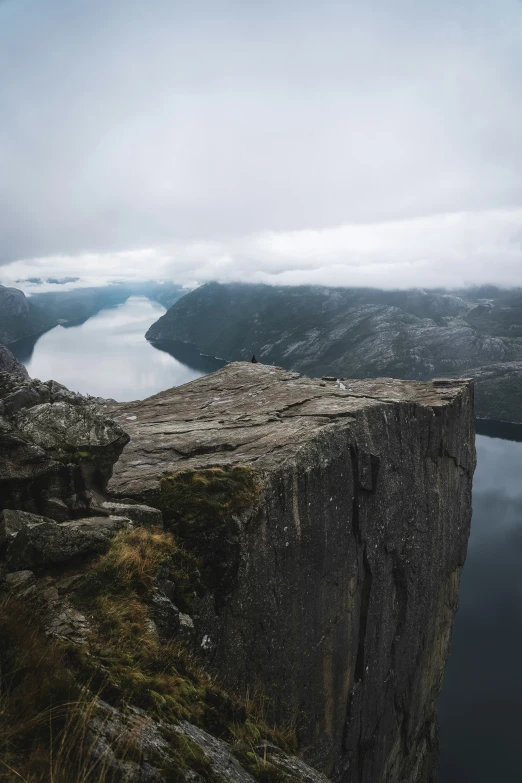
[106, 362, 476, 782]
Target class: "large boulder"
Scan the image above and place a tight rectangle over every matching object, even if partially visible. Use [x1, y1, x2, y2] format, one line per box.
[5, 514, 132, 571]
[102, 501, 163, 527]
[0, 373, 129, 520]
[0, 509, 49, 548]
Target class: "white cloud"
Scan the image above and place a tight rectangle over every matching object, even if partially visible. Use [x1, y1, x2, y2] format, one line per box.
[1, 0, 522, 271]
[3, 208, 522, 293]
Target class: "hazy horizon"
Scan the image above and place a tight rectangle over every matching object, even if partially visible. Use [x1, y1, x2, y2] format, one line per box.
[2, 1, 522, 290]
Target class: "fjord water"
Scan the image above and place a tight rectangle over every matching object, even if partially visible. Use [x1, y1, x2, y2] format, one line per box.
[12, 296, 225, 401]
[438, 430, 522, 781]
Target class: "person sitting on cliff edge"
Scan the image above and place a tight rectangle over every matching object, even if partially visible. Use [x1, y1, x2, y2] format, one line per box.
[251, 355, 258, 363]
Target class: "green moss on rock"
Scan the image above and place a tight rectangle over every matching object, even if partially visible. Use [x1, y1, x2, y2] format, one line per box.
[159, 467, 262, 598]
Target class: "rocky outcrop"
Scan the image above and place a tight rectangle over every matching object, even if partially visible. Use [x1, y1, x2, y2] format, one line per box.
[0, 343, 29, 378]
[0, 284, 55, 345]
[145, 281, 521, 421]
[0, 370, 336, 783]
[107, 362, 475, 781]
[0, 372, 129, 519]
[5, 514, 132, 571]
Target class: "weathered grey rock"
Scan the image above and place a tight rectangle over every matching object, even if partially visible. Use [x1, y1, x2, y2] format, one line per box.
[0, 509, 49, 547]
[5, 515, 132, 571]
[174, 722, 256, 783]
[108, 362, 475, 782]
[255, 742, 331, 782]
[87, 698, 314, 783]
[179, 612, 195, 636]
[0, 373, 129, 519]
[102, 501, 163, 527]
[85, 700, 169, 783]
[0, 344, 29, 379]
[55, 573, 84, 594]
[84, 697, 330, 783]
[46, 605, 91, 645]
[3, 569, 35, 591]
[149, 592, 182, 637]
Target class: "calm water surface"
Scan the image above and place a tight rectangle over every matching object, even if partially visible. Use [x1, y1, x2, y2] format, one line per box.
[438, 430, 522, 781]
[13, 296, 225, 400]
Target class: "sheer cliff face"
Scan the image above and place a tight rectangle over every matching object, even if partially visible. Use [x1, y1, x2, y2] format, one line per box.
[109, 363, 476, 782]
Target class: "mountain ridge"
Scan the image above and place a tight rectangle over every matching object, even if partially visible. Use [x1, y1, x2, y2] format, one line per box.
[146, 282, 522, 421]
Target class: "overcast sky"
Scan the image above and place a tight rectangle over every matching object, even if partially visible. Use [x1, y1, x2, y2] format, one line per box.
[1, 0, 522, 291]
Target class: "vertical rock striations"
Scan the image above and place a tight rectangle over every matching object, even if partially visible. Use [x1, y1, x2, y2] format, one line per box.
[108, 363, 476, 782]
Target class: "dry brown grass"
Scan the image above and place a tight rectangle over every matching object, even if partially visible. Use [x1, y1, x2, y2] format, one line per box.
[88, 526, 177, 594]
[0, 596, 119, 783]
[0, 527, 298, 783]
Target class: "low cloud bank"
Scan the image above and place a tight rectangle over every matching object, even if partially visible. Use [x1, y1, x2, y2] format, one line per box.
[2, 208, 522, 294]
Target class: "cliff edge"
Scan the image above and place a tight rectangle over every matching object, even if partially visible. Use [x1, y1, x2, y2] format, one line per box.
[107, 363, 476, 782]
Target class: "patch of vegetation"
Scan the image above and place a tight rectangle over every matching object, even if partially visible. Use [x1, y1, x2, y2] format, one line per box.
[72, 528, 295, 778]
[159, 467, 262, 599]
[0, 513, 297, 781]
[0, 597, 115, 782]
[75, 526, 202, 612]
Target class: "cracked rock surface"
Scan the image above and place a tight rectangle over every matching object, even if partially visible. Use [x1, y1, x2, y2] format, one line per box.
[108, 362, 476, 782]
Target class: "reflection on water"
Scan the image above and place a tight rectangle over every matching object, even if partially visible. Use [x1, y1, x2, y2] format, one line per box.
[13, 296, 225, 401]
[438, 431, 522, 781]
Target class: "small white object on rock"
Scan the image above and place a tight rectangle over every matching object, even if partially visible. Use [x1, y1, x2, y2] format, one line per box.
[179, 613, 195, 634]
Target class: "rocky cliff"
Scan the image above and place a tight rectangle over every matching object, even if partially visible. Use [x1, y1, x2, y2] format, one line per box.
[0, 284, 55, 345]
[145, 282, 521, 422]
[0, 343, 28, 378]
[107, 363, 475, 782]
[0, 370, 333, 783]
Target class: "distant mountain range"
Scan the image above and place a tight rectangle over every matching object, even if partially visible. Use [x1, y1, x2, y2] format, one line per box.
[3, 279, 521, 422]
[146, 282, 522, 423]
[0, 282, 185, 346]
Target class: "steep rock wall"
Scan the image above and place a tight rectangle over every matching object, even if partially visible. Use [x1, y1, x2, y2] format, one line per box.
[109, 363, 475, 782]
